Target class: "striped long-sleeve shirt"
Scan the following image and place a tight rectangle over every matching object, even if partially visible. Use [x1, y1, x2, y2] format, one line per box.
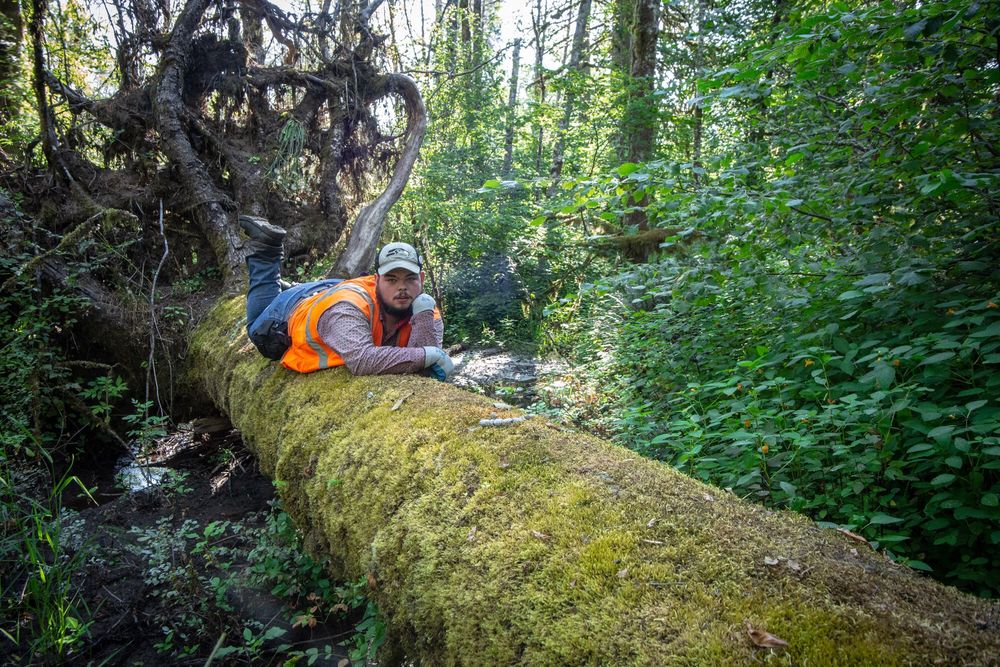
[316, 301, 443, 376]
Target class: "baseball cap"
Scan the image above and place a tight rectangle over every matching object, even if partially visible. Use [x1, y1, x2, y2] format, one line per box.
[377, 242, 422, 275]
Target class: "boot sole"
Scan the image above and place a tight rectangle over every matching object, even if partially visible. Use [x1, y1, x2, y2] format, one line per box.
[239, 215, 286, 244]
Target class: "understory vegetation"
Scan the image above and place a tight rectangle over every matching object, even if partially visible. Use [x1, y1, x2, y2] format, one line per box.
[1, 0, 998, 660]
[386, 0, 1000, 597]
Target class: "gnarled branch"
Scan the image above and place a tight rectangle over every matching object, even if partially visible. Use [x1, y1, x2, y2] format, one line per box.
[331, 74, 426, 277]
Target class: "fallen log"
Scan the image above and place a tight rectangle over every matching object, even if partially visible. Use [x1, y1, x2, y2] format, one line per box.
[189, 297, 1000, 665]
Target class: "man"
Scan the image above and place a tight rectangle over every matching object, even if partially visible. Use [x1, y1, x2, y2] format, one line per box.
[240, 215, 454, 379]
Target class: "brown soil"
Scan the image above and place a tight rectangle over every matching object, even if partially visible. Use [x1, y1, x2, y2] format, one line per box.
[25, 426, 356, 666]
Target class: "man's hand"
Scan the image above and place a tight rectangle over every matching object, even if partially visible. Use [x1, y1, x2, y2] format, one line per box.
[412, 293, 436, 316]
[422, 346, 454, 381]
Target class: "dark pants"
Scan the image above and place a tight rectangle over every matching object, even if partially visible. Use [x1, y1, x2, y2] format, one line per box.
[246, 254, 341, 360]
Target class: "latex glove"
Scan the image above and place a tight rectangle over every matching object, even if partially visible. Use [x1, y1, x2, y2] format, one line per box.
[422, 346, 454, 381]
[412, 293, 436, 316]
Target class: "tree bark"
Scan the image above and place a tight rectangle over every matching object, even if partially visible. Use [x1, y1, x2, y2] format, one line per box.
[0, 0, 21, 119]
[616, 0, 660, 257]
[501, 38, 521, 177]
[530, 0, 546, 178]
[547, 0, 590, 195]
[152, 0, 244, 281]
[330, 74, 427, 277]
[188, 297, 1000, 665]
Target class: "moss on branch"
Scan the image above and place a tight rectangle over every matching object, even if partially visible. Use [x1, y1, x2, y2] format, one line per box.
[189, 297, 1000, 665]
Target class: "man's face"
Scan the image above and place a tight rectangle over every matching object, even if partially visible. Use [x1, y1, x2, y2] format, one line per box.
[376, 267, 423, 317]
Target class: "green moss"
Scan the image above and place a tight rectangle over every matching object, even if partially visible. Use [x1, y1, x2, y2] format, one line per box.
[186, 297, 1000, 665]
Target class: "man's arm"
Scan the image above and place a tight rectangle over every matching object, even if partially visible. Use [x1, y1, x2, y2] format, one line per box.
[406, 309, 444, 348]
[317, 302, 425, 375]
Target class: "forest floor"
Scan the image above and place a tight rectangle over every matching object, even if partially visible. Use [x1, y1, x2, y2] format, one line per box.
[31, 347, 569, 666]
[48, 425, 357, 667]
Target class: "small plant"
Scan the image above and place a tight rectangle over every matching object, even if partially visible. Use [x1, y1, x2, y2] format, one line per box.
[79, 375, 128, 425]
[123, 399, 169, 452]
[0, 457, 95, 662]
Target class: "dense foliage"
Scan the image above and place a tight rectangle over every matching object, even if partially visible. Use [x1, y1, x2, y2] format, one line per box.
[2, 1, 998, 659]
[393, 0, 1000, 595]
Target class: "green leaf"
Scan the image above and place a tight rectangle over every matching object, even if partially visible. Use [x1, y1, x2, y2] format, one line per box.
[837, 290, 864, 301]
[971, 321, 1000, 338]
[927, 425, 955, 440]
[944, 456, 962, 469]
[982, 493, 999, 508]
[481, 179, 502, 188]
[930, 474, 956, 486]
[854, 273, 890, 287]
[920, 351, 955, 366]
[869, 513, 903, 525]
[904, 19, 926, 40]
[779, 481, 797, 497]
[785, 152, 805, 166]
[616, 163, 639, 177]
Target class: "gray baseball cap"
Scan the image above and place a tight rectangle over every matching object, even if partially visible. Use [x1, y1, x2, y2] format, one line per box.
[377, 242, 422, 275]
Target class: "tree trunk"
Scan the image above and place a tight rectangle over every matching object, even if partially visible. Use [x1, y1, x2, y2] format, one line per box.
[501, 38, 521, 178]
[0, 0, 22, 119]
[188, 298, 1000, 665]
[531, 0, 546, 178]
[616, 0, 660, 258]
[547, 0, 591, 195]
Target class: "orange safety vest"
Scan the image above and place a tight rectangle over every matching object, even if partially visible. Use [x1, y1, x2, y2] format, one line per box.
[280, 275, 434, 374]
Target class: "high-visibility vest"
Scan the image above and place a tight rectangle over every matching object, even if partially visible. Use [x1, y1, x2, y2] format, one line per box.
[280, 275, 431, 374]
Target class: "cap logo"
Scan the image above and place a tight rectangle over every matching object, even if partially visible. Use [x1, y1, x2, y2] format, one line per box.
[384, 248, 415, 260]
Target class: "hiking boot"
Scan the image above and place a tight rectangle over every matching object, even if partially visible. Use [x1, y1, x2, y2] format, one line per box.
[239, 215, 286, 245]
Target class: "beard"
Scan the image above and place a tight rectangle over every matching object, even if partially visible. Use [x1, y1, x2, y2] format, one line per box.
[377, 291, 414, 319]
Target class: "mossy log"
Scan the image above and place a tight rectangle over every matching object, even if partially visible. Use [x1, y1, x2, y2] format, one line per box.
[190, 298, 1000, 665]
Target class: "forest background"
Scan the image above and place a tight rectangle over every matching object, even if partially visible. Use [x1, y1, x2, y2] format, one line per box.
[1, 0, 999, 658]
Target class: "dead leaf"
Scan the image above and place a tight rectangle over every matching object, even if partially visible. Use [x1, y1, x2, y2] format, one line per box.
[331, 602, 348, 614]
[646, 517, 658, 528]
[338, 659, 350, 667]
[641, 539, 665, 545]
[391, 391, 414, 411]
[467, 526, 478, 542]
[493, 401, 513, 409]
[616, 568, 629, 578]
[531, 530, 549, 541]
[703, 493, 715, 502]
[366, 571, 377, 590]
[745, 621, 789, 649]
[786, 559, 802, 572]
[498, 454, 510, 469]
[836, 527, 871, 546]
[764, 556, 779, 566]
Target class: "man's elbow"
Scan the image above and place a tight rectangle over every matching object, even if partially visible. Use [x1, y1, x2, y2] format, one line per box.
[341, 357, 370, 376]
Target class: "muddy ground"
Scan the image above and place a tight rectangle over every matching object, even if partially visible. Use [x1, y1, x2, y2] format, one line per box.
[8, 426, 358, 667]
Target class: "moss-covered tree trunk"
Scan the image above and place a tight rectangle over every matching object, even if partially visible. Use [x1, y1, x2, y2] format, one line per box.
[189, 298, 1000, 665]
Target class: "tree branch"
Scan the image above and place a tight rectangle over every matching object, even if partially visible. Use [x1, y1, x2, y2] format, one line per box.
[331, 74, 426, 277]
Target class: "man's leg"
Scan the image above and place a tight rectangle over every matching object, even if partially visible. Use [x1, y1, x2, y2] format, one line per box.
[240, 215, 287, 326]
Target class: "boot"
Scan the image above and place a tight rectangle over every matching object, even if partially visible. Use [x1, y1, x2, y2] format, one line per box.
[239, 215, 286, 244]
[239, 215, 285, 260]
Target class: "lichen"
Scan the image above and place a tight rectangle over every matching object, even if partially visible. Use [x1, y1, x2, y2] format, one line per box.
[187, 296, 1000, 666]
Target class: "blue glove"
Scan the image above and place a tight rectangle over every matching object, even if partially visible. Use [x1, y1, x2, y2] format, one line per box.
[422, 346, 454, 381]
